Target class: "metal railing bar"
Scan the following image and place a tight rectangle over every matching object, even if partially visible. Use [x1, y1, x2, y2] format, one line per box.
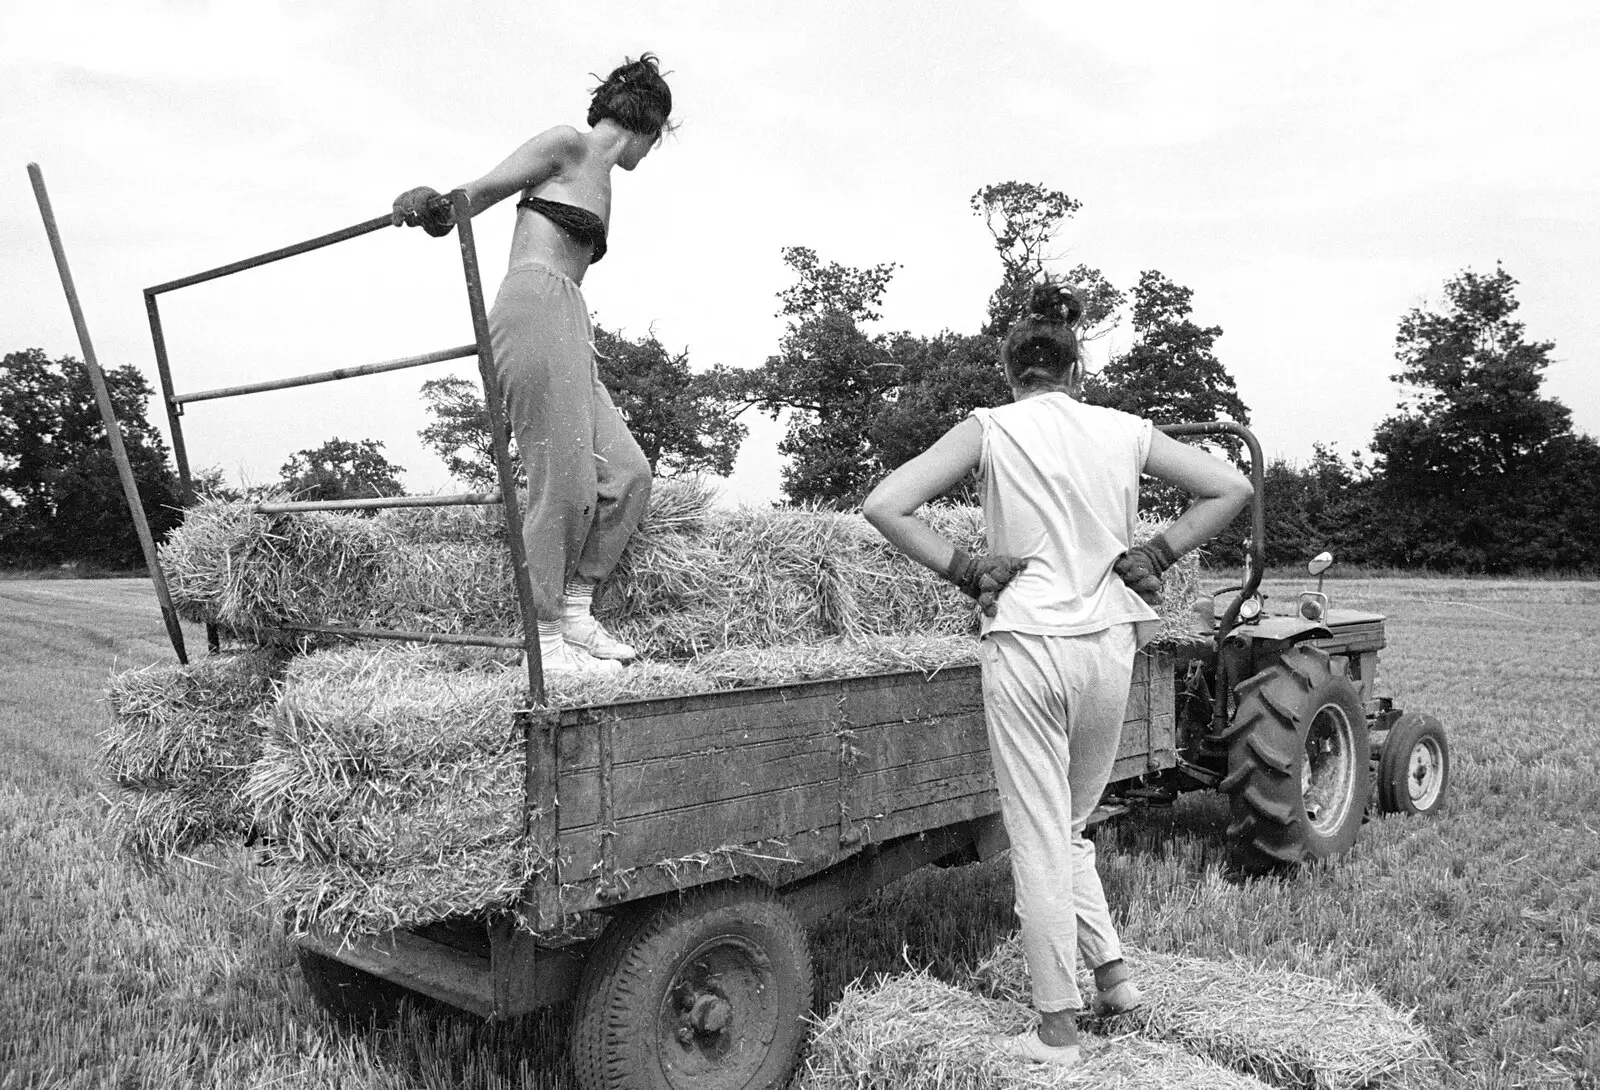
[146, 214, 393, 295]
[255, 492, 501, 514]
[174, 344, 477, 404]
[30, 162, 189, 664]
[272, 623, 523, 649]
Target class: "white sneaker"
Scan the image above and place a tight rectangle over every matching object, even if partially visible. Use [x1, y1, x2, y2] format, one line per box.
[537, 638, 624, 677]
[564, 614, 637, 661]
[991, 1029, 1082, 1067]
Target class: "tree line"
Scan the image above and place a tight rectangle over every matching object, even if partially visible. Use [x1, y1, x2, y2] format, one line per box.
[3, 183, 1595, 573]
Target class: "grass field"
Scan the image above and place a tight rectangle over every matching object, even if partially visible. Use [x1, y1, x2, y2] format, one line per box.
[2, 575, 1596, 1089]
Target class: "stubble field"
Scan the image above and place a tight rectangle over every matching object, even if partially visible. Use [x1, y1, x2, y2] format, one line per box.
[1, 575, 1596, 1089]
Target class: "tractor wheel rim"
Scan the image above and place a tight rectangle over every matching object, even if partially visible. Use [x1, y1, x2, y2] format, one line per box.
[1303, 701, 1356, 837]
[1407, 736, 1445, 809]
[656, 933, 778, 1090]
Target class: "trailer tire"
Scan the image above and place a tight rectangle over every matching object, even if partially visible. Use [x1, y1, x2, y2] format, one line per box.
[1377, 712, 1449, 816]
[296, 946, 428, 1028]
[570, 884, 814, 1090]
[1222, 644, 1369, 874]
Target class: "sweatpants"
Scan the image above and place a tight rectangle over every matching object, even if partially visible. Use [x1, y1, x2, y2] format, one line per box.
[489, 263, 651, 622]
[979, 624, 1137, 1012]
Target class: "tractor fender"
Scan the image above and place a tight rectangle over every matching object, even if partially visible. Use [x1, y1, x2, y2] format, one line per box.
[1229, 616, 1333, 645]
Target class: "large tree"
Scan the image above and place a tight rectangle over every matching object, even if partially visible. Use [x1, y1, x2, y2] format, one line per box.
[970, 182, 1123, 337]
[1083, 270, 1251, 530]
[594, 327, 748, 478]
[0, 348, 181, 568]
[418, 325, 750, 489]
[1085, 270, 1249, 433]
[1369, 265, 1597, 570]
[279, 438, 405, 502]
[748, 248, 902, 505]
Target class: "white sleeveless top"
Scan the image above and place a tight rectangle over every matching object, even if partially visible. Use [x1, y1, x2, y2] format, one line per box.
[971, 392, 1159, 640]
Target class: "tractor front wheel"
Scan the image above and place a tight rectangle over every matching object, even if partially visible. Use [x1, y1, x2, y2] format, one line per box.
[1221, 644, 1370, 874]
[1377, 712, 1450, 816]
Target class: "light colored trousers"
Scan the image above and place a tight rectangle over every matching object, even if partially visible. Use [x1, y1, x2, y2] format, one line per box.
[980, 625, 1137, 1012]
[489, 264, 651, 622]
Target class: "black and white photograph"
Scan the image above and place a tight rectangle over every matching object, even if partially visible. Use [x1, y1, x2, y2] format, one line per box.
[3, 2, 1596, 1087]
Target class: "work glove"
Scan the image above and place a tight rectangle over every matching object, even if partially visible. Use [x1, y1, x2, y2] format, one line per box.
[391, 186, 455, 237]
[1114, 533, 1180, 608]
[945, 548, 1029, 617]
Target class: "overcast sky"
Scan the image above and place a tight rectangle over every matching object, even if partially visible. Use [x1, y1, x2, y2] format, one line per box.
[5, 1, 1597, 504]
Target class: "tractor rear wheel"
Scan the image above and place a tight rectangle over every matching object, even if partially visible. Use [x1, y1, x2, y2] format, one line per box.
[1377, 712, 1450, 816]
[570, 884, 815, 1090]
[1221, 644, 1370, 874]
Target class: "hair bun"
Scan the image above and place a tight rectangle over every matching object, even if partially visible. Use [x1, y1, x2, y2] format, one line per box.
[1027, 283, 1084, 328]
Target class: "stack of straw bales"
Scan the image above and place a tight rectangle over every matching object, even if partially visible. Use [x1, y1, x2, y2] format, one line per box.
[244, 636, 983, 938]
[244, 644, 717, 936]
[158, 481, 1205, 656]
[112, 479, 1206, 936]
[967, 936, 1437, 1089]
[102, 648, 283, 864]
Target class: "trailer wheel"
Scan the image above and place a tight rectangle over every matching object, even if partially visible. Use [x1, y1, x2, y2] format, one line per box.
[570, 885, 814, 1090]
[1377, 712, 1449, 816]
[296, 947, 426, 1027]
[1222, 644, 1370, 874]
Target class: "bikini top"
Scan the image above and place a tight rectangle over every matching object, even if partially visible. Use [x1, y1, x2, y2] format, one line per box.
[517, 195, 607, 265]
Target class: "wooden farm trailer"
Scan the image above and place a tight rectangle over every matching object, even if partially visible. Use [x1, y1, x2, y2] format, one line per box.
[296, 650, 1175, 1089]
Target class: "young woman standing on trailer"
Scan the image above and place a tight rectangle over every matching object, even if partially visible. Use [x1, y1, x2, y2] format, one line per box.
[863, 283, 1252, 1067]
[392, 55, 672, 676]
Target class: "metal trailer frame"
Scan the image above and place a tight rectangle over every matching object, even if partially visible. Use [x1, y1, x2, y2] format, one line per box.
[31, 169, 572, 939]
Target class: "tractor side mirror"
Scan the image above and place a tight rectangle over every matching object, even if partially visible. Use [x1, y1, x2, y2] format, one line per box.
[1308, 552, 1333, 576]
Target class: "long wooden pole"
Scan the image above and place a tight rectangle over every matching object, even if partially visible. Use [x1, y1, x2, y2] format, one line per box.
[28, 163, 188, 663]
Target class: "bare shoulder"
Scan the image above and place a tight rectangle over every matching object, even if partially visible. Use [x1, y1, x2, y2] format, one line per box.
[530, 124, 587, 162]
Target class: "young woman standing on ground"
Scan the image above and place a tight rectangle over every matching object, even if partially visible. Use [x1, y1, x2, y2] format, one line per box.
[863, 284, 1252, 1067]
[392, 55, 672, 677]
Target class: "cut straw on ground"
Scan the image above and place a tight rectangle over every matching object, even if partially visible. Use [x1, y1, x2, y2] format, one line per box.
[968, 935, 1438, 1090]
[797, 964, 1276, 1090]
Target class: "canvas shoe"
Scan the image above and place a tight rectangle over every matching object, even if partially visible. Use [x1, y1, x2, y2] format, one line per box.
[991, 1029, 1082, 1067]
[537, 637, 624, 677]
[1090, 979, 1145, 1016]
[564, 613, 637, 661]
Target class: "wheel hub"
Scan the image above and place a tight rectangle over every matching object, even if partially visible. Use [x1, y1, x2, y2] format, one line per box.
[1303, 701, 1357, 837]
[1407, 737, 1445, 808]
[657, 936, 778, 1089]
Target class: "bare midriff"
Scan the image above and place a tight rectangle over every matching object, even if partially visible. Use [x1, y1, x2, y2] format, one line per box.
[505, 178, 611, 285]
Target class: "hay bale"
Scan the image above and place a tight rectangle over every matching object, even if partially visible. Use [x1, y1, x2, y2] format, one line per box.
[244, 644, 717, 937]
[161, 498, 394, 635]
[101, 649, 283, 863]
[694, 634, 979, 688]
[160, 484, 1202, 655]
[798, 965, 1274, 1090]
[969, 936, 1437, 1090]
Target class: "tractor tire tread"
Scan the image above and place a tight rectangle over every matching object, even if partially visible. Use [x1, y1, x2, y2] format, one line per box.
[1223, 644, 1369, 875]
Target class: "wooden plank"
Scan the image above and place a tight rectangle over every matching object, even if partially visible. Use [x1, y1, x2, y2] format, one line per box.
[558, 826, 847, 915]
[609, 733, 840, 816]
[850, 759, 996, 842]
[855, 785, 1000, 846]
[489, 928, 587, 1017]
[297, 931, 494, 1018]
[573, 781, 840, 877]
[520, 710, 561, 930]
[840, 669, 985, 727]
